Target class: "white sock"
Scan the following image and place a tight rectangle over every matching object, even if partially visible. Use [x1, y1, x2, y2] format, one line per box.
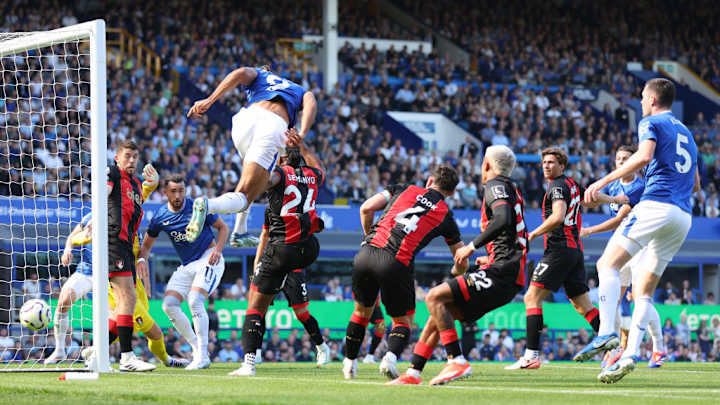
[406, 367, 421, 378]
[162, 295, 198, 353]
[646, 304, 664, 353]
[232, 207, 251, 235]
[244, 352, 256, 367]
[207, 192, 248, 215]
[614, 306, 622, 336]
[120, 351, 134, 362]
[188, 290, 209, 359]
[450, 355, 467, 364]
[53, 310, 70, 352]
[624, 296, 654, 358]
[524, 349, 539, 359]
[384, 351, 397, 362]
[597, 267, 621, 336]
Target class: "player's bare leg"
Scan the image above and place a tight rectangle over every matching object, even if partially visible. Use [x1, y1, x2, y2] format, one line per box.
[44, 288, 76, 364]
[230, 289, 275, 376]
[424, 284, 471, 385]
[387, 317, 439, 385]
[111, 276, 155, 372]
[506, 286, 551, 370]
[293, 305, 331, 366]
[188, 161, 269, 243]
[342, 302, 375, 379]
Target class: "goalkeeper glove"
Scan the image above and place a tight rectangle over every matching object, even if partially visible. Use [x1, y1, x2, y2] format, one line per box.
[142, 164, 159, 190]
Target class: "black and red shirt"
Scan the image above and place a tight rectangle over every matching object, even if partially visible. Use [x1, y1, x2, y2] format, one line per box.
[265, 164, 325, 244]
[480, 176, 528, 287]
[107, 165, 143, 247]
[542, 174, 584, 252]
[365, 184, 461, 267]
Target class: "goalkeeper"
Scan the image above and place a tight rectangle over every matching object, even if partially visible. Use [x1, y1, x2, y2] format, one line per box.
[46, 164, 186, 368]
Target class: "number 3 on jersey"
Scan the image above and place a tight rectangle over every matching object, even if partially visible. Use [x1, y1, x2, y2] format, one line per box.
[395, 206, 426, 234]
[280, 185, 315, 216]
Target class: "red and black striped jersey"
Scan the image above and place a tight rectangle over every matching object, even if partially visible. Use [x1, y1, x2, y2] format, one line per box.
[480, 176, 528, 287]
[265, 164, 325, 244]
[107, 165, 143, 246]
[542, 174, 584, 252]
[365, 184, 461, 267]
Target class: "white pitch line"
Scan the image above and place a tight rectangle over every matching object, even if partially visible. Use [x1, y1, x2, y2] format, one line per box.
[147, 372, 717, 401]
[544, 364, 720, 375]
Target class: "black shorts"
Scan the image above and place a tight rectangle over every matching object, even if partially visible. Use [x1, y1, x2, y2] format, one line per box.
[282, 269, 309, 309]
[108, 239, 135, 281]
[531, 248, 588, 298]
[449, 263, 522, 322]
[253, 236, 319, 295]
[369, 302, 385, 324]
[352, 245, 414, 318]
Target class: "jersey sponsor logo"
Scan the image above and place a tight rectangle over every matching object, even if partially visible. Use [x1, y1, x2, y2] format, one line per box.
[491, 185, 509, 199]
[551, 187, 564, 200]
[415, 194, 438, 210]
[169, 230, 189, 243]
[125, 188, 142, 205]
[286, 173, 316, 184]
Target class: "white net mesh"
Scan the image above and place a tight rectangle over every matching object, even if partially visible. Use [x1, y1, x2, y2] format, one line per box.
[0, 29, 93, 370]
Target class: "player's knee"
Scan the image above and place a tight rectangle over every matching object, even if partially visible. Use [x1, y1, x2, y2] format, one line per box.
[187, 290, 206, 315]
[162, 295, 181, 314]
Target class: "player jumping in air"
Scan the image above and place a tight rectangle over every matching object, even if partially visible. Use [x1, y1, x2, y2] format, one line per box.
[342, 166, 469, 380]
[137, 174, 229, 370]
[387, 145, 528, 386]
[229, 130, 325, 377]
[586, 79, 699, 383]
[185, 65, 317, 248]
[507, 147, 627, 370]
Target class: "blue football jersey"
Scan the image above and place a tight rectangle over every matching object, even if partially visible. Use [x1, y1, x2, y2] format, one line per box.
[244, 68, 306, 128]
[638, 111, 697, 213]
[146, 198, 218, 265]
[75, 213, 93, 276]
[601, 176, 645, 217]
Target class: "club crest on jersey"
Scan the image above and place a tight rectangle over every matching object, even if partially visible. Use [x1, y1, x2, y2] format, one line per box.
[136, 316, 143, 325]
[491, 185, 509, 199]
[115, 259, 124, 269]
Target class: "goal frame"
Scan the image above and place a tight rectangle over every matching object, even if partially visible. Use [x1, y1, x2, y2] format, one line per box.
[0, 19, 109, 373]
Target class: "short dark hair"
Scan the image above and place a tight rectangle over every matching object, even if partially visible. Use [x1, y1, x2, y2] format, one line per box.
[284, 146, 303, 167]
[431, 165, 459, 194]
[541, 147, 568, 167]
[117, 139, 138, 153]
[617, 145, 636, 154]
[646, 78, 675, 108]
[163, 173, 185, 187]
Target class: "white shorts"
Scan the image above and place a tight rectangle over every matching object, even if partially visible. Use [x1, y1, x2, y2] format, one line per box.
[64, 272, 92, 298]
[610, 200, 692, 277]
[231, 104, 288, 172]
[166, 247, 225, 298]
[621, 316, 632, 330]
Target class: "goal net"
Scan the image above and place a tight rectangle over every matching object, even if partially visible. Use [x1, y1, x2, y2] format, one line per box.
[0, 20, 109, 372]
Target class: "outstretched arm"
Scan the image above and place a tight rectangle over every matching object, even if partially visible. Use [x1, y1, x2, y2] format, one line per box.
[187, 67, 258, 119]
[286, 128, 324, 173]
[454, 201, 513, 264]
[298, 91, 317, 138]
[580, 204, 632, 237]
[585, 140, 655, 202]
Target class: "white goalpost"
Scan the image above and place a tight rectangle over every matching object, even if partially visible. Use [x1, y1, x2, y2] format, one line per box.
[0, 20, 109, 372]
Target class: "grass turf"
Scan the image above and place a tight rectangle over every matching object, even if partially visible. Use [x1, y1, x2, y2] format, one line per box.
[0, 361, 718, 405]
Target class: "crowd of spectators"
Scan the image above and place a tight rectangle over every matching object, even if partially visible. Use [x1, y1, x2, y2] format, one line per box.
[396, 0, 720, 92]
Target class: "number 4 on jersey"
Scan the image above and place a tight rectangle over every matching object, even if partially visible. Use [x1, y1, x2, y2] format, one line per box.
[395, 206, 426, 234]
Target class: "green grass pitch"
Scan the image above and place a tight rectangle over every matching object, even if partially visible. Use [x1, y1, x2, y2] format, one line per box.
[1, 361, 718, 404]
